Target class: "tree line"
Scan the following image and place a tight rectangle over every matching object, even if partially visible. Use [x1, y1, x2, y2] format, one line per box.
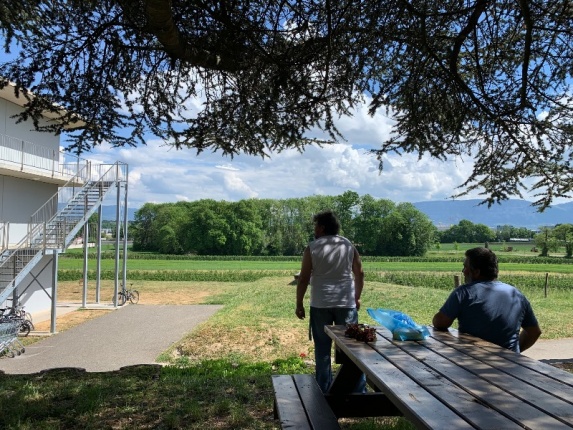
[438, 221, 536, 244]
[130, 192, 436, 257]
[438, 220, 573, 258]
[128, 198, 573, 258]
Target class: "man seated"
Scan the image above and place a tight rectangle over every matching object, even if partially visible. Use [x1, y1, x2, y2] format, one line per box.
[433, 247, 541, 353]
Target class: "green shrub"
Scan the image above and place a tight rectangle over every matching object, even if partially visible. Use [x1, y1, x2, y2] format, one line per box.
[366, 271, 573, 292]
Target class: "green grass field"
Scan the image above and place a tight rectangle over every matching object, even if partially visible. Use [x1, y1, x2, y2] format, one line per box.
[3, 245, 573, 430]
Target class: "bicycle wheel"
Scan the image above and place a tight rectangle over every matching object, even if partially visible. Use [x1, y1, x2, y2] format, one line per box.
[117, 292, 126, 306]
[129, 290, 140, 304]
[18, 320, 32, 337]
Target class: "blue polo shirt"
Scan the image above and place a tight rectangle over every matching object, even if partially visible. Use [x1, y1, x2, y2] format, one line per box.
[440, 280, 538, 352]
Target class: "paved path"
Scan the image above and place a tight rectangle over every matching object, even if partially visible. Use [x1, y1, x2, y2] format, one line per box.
[0, 304, 222, 374]
[523, 337, 573, 364]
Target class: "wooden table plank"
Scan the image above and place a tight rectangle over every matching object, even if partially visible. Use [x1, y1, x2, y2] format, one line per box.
[369, 329, 524, 429]
[424, 328, 573, 426]
[431, 329, 573, 401]
[272, 375, 315, 429]
[292, 374, 342, 429]
[390, 335, 573, 428]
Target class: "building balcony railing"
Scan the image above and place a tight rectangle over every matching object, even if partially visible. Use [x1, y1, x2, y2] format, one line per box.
[0, 132, 87, 184]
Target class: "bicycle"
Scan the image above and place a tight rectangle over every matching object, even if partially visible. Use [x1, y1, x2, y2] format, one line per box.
[0, 305, 34, 337]
[118, 284, 139, 305]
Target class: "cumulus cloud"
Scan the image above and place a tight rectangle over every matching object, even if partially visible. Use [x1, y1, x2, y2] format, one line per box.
[86, 100, 488, 210]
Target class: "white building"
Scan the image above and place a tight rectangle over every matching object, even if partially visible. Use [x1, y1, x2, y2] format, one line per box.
[0, 82, 128, 332]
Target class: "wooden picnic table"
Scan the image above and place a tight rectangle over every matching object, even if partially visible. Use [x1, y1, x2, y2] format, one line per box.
[325, 324, 573, 429]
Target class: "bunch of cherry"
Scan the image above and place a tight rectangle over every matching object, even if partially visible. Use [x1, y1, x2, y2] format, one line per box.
[345, 323, 377, 342]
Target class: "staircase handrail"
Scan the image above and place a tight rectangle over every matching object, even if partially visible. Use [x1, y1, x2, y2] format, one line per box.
[0, 162, 95, 271]
[0, 222, 45, 286]
[28, 161, 127, 249]
[0, 161, 127, 305]
[28, 162, 91, 229]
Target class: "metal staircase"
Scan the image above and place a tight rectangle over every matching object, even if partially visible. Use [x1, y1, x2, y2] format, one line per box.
[0, 162, 127, 305]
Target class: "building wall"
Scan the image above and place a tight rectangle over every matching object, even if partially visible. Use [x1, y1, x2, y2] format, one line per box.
[0, 94, 60, 232]
[0, 175, 57, 223]
[0, 97, 60, 150]
[0, 92, 61, 314]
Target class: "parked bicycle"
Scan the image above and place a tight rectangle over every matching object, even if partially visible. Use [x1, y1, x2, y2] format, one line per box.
[118, 284, 139, 306]
[0, 304, 34, 337]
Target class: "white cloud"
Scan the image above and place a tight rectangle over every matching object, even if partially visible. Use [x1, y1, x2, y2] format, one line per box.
[87, 98, 554, 211]
[215, 164, 240, 171]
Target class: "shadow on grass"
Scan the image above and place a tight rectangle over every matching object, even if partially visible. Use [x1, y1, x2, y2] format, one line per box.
[0, 358, 306, 430]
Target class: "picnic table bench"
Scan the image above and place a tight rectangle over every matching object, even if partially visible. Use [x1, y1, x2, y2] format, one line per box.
[272, 374, 340, 429]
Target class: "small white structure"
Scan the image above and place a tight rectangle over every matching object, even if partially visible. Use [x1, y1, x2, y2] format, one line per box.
[0, 83, 129, 332]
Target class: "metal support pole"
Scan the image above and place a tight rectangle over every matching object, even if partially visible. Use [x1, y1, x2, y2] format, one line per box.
[122, 165, 129, 292]
[51, 252, 58, 334]
[12, 257, 18, 306]
[96, 204, 103, 303]
[20, 140, 24, 171]
[51, 149, 56, 177]
[114, 178, 121, 307]
[82, 221, 89, 308]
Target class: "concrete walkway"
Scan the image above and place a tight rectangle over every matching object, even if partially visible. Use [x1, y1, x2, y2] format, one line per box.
[523, 337, 573, 364]
[0, 304, 222, 374]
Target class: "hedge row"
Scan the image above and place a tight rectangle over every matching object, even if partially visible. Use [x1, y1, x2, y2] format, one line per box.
[61, 252, 573, 265]
[58, 269, 294, 282]
[367, 271, 573, 291]
[59, 269, 573, 291]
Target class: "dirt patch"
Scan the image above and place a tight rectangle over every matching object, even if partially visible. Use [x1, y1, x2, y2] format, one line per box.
[31, 281, 217, 336]
[171, 323, 313, 365]
[553, 361, 573, 373]
[33, 309, 113, 333]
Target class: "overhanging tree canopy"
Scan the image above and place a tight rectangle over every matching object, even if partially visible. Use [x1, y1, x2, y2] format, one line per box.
[1, 0, 572, 209]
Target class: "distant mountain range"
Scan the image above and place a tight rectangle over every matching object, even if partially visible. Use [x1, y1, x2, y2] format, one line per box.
[101, 205, 138, 221]
[413, 199, 573, 229]
[100, 199, 572, 229]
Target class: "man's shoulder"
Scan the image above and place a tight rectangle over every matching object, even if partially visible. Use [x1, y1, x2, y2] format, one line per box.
[491, 280, 520, 291]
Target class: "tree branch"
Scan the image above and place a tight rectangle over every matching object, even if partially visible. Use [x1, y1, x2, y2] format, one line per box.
[119, 0, 243, 71]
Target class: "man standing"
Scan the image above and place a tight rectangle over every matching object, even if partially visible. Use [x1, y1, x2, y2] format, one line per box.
[433, 247, 541, 352]
[295, 210, 365, 393]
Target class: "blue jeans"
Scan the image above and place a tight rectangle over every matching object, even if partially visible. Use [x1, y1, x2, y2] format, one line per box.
[310, 306, 366, 393]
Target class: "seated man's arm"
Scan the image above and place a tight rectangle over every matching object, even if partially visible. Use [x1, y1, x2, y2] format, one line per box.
[432, 311, 454, 331]
[519, 325, 542, 352]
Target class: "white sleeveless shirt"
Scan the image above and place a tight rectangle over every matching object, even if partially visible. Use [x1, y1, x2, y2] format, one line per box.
[309, 235, 356, 308]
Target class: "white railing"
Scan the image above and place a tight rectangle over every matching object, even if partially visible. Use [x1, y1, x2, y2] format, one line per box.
[28, 163, 90, 231]
[28, 162, 127, 247]
[0, 132, 86, 178]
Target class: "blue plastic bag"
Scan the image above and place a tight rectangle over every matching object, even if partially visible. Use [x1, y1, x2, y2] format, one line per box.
[367, 308, 430, 341]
